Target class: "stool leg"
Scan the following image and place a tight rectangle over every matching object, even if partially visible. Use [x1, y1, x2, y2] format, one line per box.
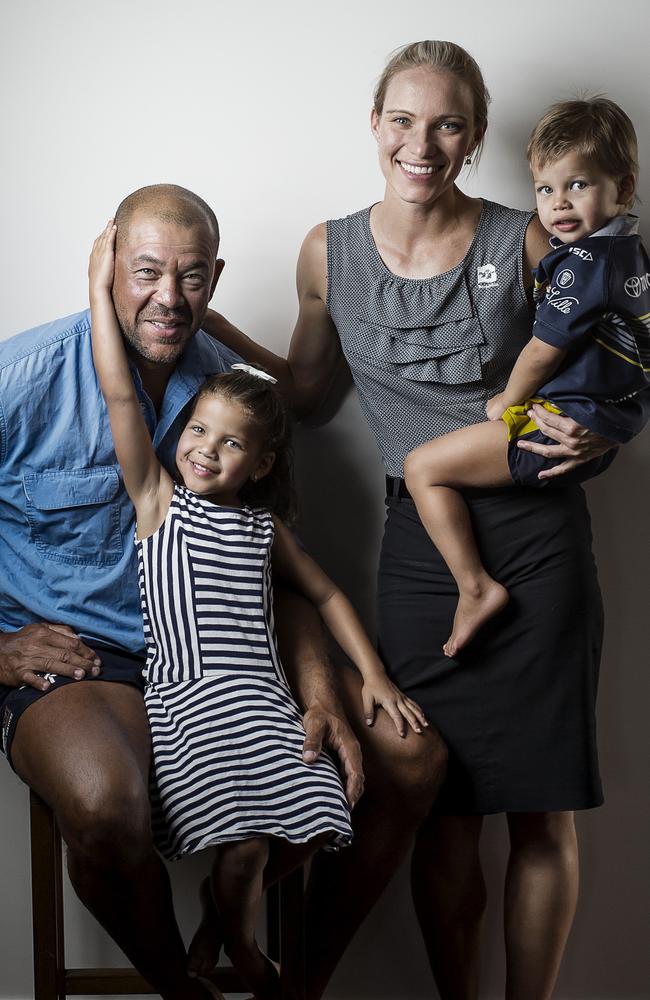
[30, 790, 66, 1000]
[266, 882, 280, 962]
[279, 866, 305, 1000]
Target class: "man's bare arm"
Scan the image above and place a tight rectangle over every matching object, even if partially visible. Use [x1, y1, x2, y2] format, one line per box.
[273, 587, 364, 808]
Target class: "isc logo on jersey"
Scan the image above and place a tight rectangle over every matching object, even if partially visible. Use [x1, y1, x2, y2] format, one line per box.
[567, 247, 593, 261]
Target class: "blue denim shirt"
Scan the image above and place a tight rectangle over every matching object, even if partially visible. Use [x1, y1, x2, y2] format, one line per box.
[0, 309, 240, 652]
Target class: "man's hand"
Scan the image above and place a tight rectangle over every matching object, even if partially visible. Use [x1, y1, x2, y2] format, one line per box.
[0, 624, 101, 691]
[302, 704, 365, 809]
[517, 403, 614, 480]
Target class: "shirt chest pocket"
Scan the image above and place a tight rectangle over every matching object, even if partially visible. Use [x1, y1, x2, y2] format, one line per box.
[23, 466, 124, 566]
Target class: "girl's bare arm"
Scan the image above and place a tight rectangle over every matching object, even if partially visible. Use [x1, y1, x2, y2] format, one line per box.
[89, 222, 173, 532]
[202, 224, 343, 418]
[271, 518, 427, 735]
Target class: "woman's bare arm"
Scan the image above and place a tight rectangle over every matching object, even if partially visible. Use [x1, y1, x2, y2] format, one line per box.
[523, 214, 551, 281]
[286, 224, 343, 416]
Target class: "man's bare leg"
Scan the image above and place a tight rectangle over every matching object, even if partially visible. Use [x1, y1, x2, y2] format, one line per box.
[411, 814, 486, 1000]
[304, 666, 448, 1000]
[11, 680, 220, 1000]
[504, 811, 578, 1000]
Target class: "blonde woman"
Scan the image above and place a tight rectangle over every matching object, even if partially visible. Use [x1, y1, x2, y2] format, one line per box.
[206, 41, 613, 1000]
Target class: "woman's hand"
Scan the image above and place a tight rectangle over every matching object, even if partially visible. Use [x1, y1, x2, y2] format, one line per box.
[361, 673, 428, 738]
[517, 403, 614, 479]
[486, 393, 507, 421]
[89, 219, 117, 297]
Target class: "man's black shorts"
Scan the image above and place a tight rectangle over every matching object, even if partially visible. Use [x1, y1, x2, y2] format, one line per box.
[0, 642, 145, 769]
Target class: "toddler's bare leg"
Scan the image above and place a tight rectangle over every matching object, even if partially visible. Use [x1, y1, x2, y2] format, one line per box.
[405, 420, 512, 657]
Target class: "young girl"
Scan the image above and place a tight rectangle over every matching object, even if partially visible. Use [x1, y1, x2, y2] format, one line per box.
[405, 97, 649, 658]
[89, 221, 426, 1000]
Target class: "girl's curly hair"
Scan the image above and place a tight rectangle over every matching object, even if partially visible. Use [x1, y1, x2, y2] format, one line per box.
[193, 369, 296, 523]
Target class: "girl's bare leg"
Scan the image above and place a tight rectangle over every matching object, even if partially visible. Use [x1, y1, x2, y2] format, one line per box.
[210, 838, 278, 999]
[405, 420, 513, 657]
[187, 873, 225, 978]
[201, 835, 331, 999]
[504, 811, 579, 1000]
[188, 835, 328, 980]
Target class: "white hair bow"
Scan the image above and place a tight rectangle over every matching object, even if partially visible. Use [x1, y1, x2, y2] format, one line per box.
[231, 363, 277, 384]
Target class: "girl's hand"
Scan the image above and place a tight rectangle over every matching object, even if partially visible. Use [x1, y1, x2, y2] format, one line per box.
[361, 674, 428, 738]
[486, 393, 507, 421]
[89, 219, 117, 296]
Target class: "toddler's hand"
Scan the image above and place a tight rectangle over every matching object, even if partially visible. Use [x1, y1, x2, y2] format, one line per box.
[361, 673, 428, 738]
[89, 220, 117, 296]
[486, 393, 507, 421]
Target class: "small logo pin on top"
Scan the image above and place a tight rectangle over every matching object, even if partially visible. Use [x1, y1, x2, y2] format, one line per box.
[477, 264, 498, 287]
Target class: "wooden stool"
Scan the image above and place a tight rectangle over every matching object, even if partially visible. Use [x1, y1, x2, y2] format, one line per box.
[30, 789, 305, 998]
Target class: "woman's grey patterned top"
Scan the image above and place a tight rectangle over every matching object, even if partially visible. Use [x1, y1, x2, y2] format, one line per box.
[326, 200, 535, 476]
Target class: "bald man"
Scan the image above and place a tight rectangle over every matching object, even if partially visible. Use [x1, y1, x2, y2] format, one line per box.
[0, 185, 367, 1000]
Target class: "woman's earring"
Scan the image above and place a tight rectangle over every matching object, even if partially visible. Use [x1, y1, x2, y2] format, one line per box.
[464, 155, 472, 166]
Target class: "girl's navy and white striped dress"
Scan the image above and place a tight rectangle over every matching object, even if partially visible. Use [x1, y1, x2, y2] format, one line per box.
[136, 484, 352, 860]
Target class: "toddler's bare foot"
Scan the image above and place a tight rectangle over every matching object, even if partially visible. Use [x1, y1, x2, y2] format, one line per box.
[443, 579, 509, 657]
[188, 878, 224, 978]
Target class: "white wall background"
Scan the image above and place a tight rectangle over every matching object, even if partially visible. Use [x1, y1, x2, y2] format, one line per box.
[1, 1, 648, 997]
